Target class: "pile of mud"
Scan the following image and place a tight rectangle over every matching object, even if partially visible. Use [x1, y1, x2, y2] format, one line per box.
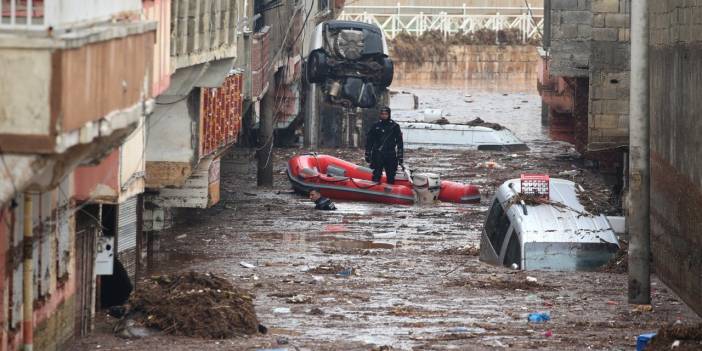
[646, 323, 702, 350]
[124, 272, 259, 338]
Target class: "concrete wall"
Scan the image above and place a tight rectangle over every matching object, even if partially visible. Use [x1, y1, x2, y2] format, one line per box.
[392, 45, 539, 83]
[587, 0, 630, 149]
[649, 0, 702, 317]
[549, 0, 592, 77]
[170, 0, 238, 70]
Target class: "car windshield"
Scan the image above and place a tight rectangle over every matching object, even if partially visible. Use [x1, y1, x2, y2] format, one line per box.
[524, 242, 619, 271]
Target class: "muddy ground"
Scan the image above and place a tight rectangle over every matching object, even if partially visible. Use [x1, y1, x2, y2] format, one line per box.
[71, 88, 701, 350]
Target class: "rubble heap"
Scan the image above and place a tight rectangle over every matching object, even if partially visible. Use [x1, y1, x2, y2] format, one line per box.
[125, 272, 259, 338]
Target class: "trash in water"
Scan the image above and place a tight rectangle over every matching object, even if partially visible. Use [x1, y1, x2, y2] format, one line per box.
[636, 332, 656, 351]
[323, 224, 348, 233]
[273, 307, 291, 314]
[240, 261, 256, 269]
[277, 336, 290, 345]
[633, 304, 653, 313]
[544, 330, 553, 337]
[373, 231, 398, 239]
[336, 268, 354, 277]
[671, 340, 681, 348]
[287, 295, 312, 304]
[527, 312, 551, 323]
[526, 276, 538, 283]
[175, 234, 187, 240]
[558, 170, 580, 177]
[448, 327, 470, 333]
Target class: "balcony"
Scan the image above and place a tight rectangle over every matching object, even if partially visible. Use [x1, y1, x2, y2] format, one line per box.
[0, 0, 142, 31]
[0, 1, 156, 154]
[170, 0, 239, 70]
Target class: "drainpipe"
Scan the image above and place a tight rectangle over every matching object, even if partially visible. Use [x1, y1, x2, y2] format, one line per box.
[22, 194, 33, 351]
[628, 0, 650, 304]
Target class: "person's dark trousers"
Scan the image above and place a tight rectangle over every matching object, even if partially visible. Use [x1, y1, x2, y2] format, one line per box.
[371, 154, 399, 184]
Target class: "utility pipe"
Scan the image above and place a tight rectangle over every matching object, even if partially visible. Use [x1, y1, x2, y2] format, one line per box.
[22, 194, 33, 351]
[628, 0, 650, 304]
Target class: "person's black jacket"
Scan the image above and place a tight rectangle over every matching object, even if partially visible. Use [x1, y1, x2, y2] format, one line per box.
[314, 197, 337, 210]
[365, 119, 404, 163]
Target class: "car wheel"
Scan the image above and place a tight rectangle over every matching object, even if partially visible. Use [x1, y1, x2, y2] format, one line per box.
[306, 50, 330, 84]
[377, 56, 394, 88]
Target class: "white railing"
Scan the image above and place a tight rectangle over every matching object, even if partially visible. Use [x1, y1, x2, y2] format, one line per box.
[0, 0, 141, 31]
[338, 5, 543, 42]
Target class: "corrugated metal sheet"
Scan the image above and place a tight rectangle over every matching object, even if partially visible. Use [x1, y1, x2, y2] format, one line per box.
[39, 191, 52, 297]
[118, 196, 138, 253]
[58, 179, 71, 278]
[118, 196, 139, 282]
[11, 264, 22, 327]
[201, 73, 243, 157]
[11, 193, 23, 328]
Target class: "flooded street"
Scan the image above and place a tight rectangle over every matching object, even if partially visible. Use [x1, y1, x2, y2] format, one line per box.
[73, 85, 700, 350]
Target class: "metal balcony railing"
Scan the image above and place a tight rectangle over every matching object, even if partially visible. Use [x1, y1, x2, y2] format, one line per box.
[0, 0, 141, 31]
[338, 5, 543, 42]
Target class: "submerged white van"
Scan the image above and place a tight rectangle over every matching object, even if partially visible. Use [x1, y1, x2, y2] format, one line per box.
[479, 178, 620, 271]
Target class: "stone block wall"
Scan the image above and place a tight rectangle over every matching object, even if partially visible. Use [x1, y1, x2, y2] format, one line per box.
[649, 0, 702, 317]
[549, 0, 592, 77]
[587, 0, 630, 149]
[392, 45, 539, 83]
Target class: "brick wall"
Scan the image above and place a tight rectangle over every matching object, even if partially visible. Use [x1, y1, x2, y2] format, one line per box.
[649, 1, 702, 316]
[587, 0, 630, 149]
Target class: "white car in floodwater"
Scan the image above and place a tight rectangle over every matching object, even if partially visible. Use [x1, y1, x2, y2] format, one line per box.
[479, 177, 620, 271]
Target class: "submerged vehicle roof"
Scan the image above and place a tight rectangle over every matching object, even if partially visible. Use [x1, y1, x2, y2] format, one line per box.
[495, 178, 618, 246]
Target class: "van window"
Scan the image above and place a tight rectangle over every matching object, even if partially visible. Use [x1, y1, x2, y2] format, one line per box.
[485, 199, 510, 252]
[503, 232, 521, 269]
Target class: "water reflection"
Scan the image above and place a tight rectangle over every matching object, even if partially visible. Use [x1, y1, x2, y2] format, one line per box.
[392, 79, 548, 143]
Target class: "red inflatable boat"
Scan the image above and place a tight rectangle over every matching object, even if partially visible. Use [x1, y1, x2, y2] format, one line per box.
[286, 153, 480, 205]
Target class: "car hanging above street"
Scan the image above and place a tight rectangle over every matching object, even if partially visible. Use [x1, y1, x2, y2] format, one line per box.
[306, 20, 394, 109]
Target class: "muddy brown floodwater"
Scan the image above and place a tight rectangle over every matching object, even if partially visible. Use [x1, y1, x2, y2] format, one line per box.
[72, 86, 701, 351]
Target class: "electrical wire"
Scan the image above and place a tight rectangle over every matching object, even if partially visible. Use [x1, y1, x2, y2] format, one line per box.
[259, 0, 316, 171]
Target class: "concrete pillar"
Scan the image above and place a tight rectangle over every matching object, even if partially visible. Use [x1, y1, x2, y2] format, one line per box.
[304, 84, 319, 148]
[257, 90, 274, 187]
[627, 0, 650, 305]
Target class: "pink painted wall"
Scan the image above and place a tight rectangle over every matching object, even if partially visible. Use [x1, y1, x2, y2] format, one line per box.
[143, 0, 171, 96]
[73, 149, 120, 203]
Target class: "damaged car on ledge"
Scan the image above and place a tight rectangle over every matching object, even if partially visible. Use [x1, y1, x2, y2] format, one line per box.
[306, 20, 393, 109]
[304, 20, 394, 147]
[479, 175, 621, 271]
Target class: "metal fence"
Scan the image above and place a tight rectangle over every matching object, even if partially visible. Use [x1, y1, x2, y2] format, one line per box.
[338, 5, 543, 42]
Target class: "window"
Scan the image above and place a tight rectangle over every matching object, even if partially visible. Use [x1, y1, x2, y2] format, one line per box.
[503, 232, 521, 269]
[484, 199, 511, 253]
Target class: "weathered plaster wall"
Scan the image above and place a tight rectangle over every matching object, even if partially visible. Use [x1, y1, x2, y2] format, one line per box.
[649, 0, 702, 317]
